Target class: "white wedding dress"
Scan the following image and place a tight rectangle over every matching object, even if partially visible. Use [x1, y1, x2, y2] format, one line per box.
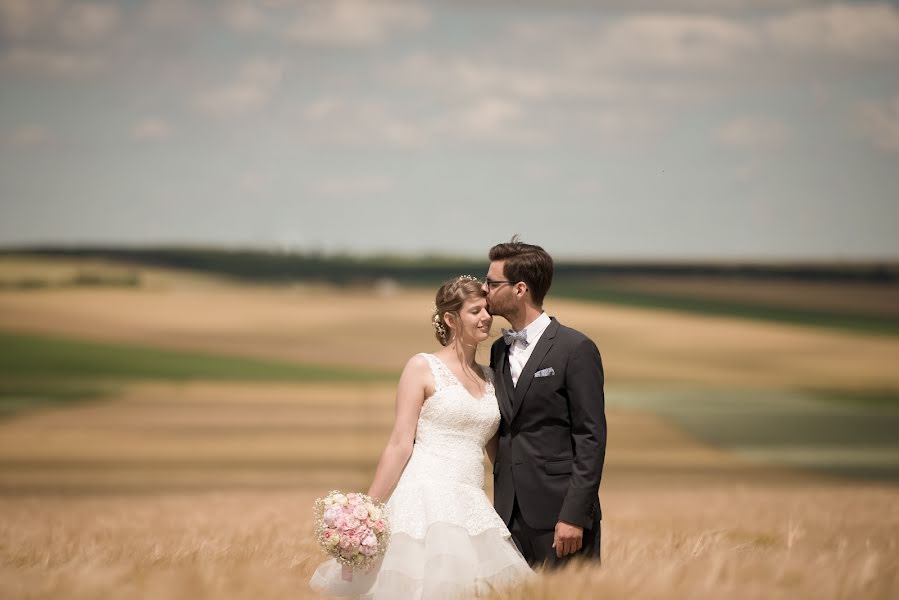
[310, 353, 533, 599]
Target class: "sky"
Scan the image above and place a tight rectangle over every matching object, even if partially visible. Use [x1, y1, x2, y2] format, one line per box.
[1, 0, 898, 260]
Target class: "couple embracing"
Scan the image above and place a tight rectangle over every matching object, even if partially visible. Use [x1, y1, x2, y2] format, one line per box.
[311, 238, 607, 599]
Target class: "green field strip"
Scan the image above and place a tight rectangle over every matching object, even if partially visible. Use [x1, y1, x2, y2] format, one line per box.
[0, 330, 394, 382]
[0, 381, 114, 417]
[609, 385, 899, 480]
[808, 388, 899, 408]
[551, 283, 899, 336]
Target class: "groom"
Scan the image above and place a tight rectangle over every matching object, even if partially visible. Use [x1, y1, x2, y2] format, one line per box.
[483, 238, 606, 568]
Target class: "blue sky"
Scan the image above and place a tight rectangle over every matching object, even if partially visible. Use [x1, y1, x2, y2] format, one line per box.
[1, 0, 898, 260]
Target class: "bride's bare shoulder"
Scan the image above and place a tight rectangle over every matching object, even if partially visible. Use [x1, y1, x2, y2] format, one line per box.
[401, 353, 433, 377]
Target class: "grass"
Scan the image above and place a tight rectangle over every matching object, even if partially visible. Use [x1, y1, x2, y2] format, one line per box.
[1, 486, 896, 599]
[0, 331, 395, 384]
[810, 388, 899, 407]
[0, 330, 396, 417]
[552, 281, 899, 336]
[0, 272, 141, 290]
[609, 386, 899, 481]
[0, 381, 113, 418]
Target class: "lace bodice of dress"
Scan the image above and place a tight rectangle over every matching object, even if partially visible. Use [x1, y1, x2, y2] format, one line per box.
[389, 354, 499, 495]
[416, 353, 500, 455]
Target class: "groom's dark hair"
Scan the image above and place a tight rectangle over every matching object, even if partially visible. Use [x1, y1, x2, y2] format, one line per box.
[488, 235, 554, 307]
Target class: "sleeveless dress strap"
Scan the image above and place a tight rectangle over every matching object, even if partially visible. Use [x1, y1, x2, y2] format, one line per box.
[419, 353, 455, 392]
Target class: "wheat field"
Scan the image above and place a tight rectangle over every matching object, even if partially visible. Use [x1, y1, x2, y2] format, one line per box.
[1, 256, 897, 598]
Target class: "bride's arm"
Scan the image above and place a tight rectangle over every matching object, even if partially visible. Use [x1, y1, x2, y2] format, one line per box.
[485, 432, 498, 466]
[366, 355, 428, 502]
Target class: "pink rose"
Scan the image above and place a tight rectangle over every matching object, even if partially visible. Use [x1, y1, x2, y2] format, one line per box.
[361, 533, 377, 547]
[353, 505, 369, 520]
[322, 529, 341, 548]
[323, 506, 341, 526]
[373, 520, 386, 533]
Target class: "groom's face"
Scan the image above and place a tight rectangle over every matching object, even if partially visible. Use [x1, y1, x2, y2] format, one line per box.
[482, 260, 515, 317]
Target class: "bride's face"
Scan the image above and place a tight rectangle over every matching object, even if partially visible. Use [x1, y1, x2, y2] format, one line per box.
[450, 296, 492, 345]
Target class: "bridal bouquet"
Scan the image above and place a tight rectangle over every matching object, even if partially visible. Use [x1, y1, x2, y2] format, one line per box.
[314, 491, 390, 570]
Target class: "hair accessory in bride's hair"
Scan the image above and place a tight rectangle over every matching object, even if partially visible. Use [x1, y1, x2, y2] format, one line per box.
[431, 306, 447, 340]
[457, 275, 480, 283]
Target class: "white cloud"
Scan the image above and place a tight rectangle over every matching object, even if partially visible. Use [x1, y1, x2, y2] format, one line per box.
[857, 93, 899, 153]
[766, 3, 899, 60]
[300, 95, 544, 146]
[301, 97, 429, 147]
[438, 97, 542, 144]
[387, 17, 758, 116]
[194, 59, 283, 117]
[715, 116, 790, 149]
[142, 0, 195, 28]
[0, 47, 103, 76]
[430, 5, 899, 106]
[509, 14, 760, 77]
[309, 174, 393, 198]
[5, 125, 50, 146]
[132, 118, 172, 140]
[389, 55, 553, 100]
[595, 14, 760, 70]
[0, 1, 119, 44]
[0, 1, 115, 78]
[582, 109, 663, 139]
[0, 0, 62, 39]
[287, 0, 429, 46]
[451, 97, 523, 134]
[59, 2, 119, 44]
[222, 1, 266, 33]
[389, 53, 707, 108]
[489, 0, 820, 10]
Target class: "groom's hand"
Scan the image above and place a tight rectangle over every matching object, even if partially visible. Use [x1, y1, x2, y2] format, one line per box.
[552, 520, 583, 558]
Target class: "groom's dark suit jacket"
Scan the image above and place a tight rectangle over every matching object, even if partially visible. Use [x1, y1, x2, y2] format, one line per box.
[490, 317, 606, 531]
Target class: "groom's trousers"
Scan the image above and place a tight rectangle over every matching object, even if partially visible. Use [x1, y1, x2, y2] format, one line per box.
[509, 497, 601, 569]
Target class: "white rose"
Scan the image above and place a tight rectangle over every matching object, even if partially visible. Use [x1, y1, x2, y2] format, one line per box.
[333, 493, 348, 506]
[368, 506, 382, 520]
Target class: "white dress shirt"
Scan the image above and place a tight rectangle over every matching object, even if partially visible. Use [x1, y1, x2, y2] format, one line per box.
[509, 311, 552, 387]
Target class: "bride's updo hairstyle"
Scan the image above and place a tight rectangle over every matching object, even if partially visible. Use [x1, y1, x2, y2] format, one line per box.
[432, 276, 485, 346]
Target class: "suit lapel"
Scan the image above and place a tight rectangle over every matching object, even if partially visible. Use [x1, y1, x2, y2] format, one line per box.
[495, 342, 514, 423]
[511, 318, 559, 421]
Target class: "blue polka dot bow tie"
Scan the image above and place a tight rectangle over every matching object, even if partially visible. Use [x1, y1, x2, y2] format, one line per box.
[502, 328, 528, 346]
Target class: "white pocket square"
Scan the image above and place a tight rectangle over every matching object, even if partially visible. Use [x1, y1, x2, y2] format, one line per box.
[534, 367, 555, 378]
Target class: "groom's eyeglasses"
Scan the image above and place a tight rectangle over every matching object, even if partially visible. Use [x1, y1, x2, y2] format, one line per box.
[484, 279, 515, 289]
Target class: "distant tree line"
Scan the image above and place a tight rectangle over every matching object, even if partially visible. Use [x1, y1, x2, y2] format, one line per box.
[3, 246, 897, 285]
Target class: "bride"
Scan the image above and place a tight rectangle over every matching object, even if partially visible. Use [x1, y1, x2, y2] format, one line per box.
[310, 275, 533, 599]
